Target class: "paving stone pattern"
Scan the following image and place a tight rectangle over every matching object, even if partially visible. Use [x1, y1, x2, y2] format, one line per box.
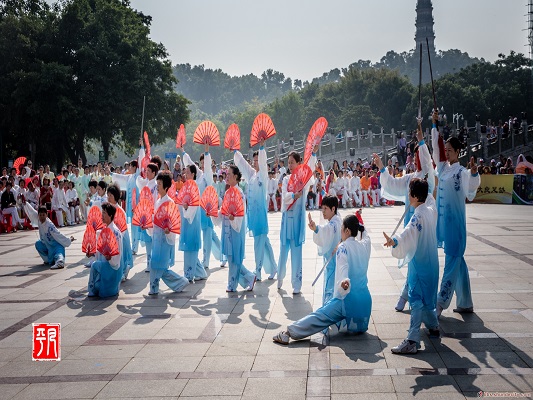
[0, 204, 532, 399]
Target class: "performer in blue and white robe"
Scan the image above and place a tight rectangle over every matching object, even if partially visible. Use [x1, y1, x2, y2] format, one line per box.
[24, 204, 73, 269]
[87, 204, 123, 298]
[234, 144, 277, 281]
[149, 176, 189, 295]
[136, 162, 159, 271]
[384, 180, 439, 354]
[111, 156, 141, 253]
[181, 148, 222, 269]
[308, 195, 342, 305]
[212, 166, 256, 292]
[178, 165, 208, 282]
[273, 215, 371, 345]
[375, 126, 435, 311]
[431, 119, 480, 315]
[278, 150, 317, 294]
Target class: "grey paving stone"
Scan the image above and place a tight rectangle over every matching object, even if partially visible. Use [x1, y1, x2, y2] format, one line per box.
[95, 379, 187, 398]
[11, 381, 108, 399]
[180, 378, 247, 397]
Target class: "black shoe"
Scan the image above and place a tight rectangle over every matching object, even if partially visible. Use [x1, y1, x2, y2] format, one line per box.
[428, 328, 440, 338]
[453, 307, 474, 314]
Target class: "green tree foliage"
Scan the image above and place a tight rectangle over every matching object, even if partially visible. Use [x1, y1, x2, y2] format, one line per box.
[0, 0, 190, 169]
[173, 64, 294, 116]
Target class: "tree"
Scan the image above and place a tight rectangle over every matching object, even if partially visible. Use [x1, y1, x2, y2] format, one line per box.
[0, 0, 190, 169]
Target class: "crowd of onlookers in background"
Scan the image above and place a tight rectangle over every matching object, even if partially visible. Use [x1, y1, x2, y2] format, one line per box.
[1, 146, 531, 233]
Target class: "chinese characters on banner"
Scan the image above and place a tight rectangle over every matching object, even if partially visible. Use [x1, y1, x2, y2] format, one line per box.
[32, 323, 61, 361]
[472, 175, 514, 204]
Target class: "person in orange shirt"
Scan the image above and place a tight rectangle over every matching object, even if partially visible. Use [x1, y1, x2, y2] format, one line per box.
[315, 160, 325, 181]
[360, 170, 371, 207]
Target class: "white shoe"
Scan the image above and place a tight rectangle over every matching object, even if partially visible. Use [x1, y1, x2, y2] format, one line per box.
[273, 331, 290, 345]
[395, 296, 407, 312]
[246, 276, 257, 291]
[268, 272, 277, 280]
[391, 339, 418, 354]
[51, 261, 64, 270]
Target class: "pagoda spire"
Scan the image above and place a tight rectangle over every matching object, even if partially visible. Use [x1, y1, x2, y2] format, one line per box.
[415, 0, 436, 55]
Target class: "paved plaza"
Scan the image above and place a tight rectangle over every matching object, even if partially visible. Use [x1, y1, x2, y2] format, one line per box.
[0, 204, 532, 399]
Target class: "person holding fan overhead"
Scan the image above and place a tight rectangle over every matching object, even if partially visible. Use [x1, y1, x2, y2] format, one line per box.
[278, 144, 318, 294]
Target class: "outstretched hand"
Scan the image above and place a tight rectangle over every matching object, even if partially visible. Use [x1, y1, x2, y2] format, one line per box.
[341, 279, 350, 290]
[204, 143, 209, 153]
[469, 156, 478, 175]
[416, 124, 424, 142]
[383, 232, 395, 248]
[307, 212, 316, 231]
[432, 110, 439, 125]
[372, 153, 384, 170]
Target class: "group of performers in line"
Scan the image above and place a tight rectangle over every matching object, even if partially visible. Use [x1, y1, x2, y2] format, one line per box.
[24, 112, 480, 355]
[272, 113, 480, 355]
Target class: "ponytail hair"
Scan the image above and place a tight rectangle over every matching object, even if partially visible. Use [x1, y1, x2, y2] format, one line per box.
[342, 215, 365, 239]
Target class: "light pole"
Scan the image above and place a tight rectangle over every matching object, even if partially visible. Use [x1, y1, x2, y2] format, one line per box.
[453, 113, 463, 135]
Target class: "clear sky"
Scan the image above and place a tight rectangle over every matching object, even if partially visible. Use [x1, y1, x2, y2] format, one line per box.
[131, 0, 527, 82]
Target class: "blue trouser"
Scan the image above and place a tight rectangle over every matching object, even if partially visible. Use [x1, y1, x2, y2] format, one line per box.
[184, 251, 207, 281]
[202, 226, 222, 268]
[88, 261, 121, 298]
[323, 257, 335, 305]
[253, 234, 277, 280]
[35, 241, 65, 265]
[407, 286, 439, 343]
[400, 279, 409, 301]
[288, 298, 344, 340]
[145, 241, 152, 270]
[437, 255, 473, 310]
[227, 257, 255, 292]
[278, 239, 303, 291]
[149, 268, 189, 294]
[131, 225, 141, 253]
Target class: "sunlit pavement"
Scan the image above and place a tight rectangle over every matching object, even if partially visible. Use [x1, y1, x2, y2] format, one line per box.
[0, 204, 532, 399]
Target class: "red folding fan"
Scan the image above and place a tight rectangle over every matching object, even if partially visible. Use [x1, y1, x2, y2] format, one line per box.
[114, 206, 127, 233]
[131, 188, 137, 211]
[175, 180, 200, 207]
[13, 156, 27, 172]
[250, 113, 276, 147]
[140, 186, 153, 203]
[87, 206, 105, 231]
[140, 154, 150, 178]
[304, 117, 328, 164]
[200, 185, 219, 217]
[97, 227, 120, 258]
[82, 225, 97, 254]
[221, 186, 245, 217]
[193, 121, 220, 146]
[167, 183, 178, 203]
[224, 123, 240, 150]
[154, 201, 181, 234]
[132, 199, 154, 229]
[287, 164, 313, 210]
[176, 124, 186, 148]
[143, 131, 151, 157]
[355, 209, 364, 225]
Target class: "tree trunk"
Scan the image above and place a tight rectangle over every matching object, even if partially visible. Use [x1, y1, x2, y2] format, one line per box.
[102, 136, 110, 162]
